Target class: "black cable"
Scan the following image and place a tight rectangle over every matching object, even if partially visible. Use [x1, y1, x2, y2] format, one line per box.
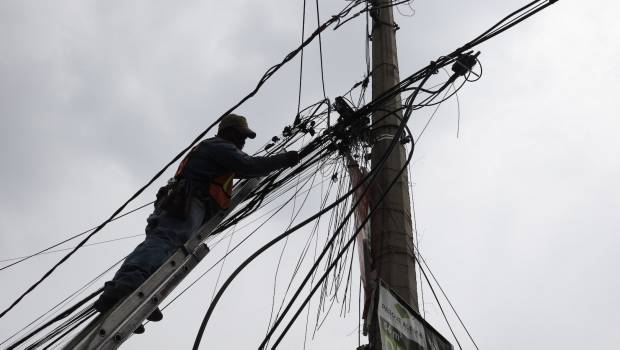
[41, 309, 97, 350]
[261, 117, 420, 349]
[30, 307, 97, 350]
[191, 161, 368, 349]
[411, 193, 425, 318]
[416, 251, 480, 350]
[197, 1, 558, 346]
[379, 104, 478, 349]
[266, 165, 318, 334]
[11, 0, 557, 342]
[458, 0, 556, 54]
[158, 166, 331, 313]
[0, 202, 152, 271]
[6, 289, 101, 350]
[24, 159, 322, 347]
[415, 258, 463, 350]
[296, 0, 308, 117]
[0, 257, 124, 347]
[191, 100, 419, 348]
[197, 201, 351, 349]
[269, 116, 418, 349]
[0, 234, 143, 263]
[464, 0, 543, 50]
[0, 0, 369, 319]
[262, 63, 436, 347]
[315, 0, 328, 100]
[249, 64, 431, 348]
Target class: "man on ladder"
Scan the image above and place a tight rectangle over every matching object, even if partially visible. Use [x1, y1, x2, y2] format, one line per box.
[93, 114, 299, 332]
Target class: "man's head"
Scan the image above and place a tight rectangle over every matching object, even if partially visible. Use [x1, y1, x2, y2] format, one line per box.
[217, 114, 256, 149]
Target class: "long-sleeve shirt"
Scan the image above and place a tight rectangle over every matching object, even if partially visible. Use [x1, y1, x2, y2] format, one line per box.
[178, 136, 289, 183]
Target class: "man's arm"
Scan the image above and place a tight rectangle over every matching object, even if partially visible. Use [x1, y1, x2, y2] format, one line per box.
[210, 142, 297, 178]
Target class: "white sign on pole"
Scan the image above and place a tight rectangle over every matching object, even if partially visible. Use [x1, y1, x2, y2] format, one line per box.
[377, 282, 453, 350]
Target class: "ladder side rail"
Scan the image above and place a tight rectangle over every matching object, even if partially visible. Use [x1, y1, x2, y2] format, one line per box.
[66, 178, 261, 349]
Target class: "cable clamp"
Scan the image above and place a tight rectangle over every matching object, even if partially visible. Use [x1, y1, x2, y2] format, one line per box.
[452, 51, 480, 76]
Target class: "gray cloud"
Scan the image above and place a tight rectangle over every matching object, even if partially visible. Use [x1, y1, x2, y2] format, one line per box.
[1, 0, 618, 349]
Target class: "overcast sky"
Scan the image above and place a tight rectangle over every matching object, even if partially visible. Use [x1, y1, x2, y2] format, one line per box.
[1, 0, 619, 349]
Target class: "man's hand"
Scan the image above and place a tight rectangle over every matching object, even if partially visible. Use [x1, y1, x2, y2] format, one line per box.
[284, 151, 300, 167]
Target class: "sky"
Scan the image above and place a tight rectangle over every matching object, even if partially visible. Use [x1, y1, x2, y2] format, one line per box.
[1, 0, 619, 349]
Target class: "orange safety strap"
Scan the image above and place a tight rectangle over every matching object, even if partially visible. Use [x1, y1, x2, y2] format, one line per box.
[175, 145, 199, 178]
[175, 141, 236, 209]
[209, 173, 236, 209]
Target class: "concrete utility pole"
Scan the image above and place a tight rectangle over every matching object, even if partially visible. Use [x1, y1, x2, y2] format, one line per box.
[369, 0, 418, 345]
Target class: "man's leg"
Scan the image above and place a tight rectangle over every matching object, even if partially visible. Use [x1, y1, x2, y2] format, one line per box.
[94, 198, 208, 313]
[94, 235, 177, 313]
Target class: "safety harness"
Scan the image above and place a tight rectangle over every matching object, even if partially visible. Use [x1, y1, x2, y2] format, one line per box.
[174, 141, 235, 210]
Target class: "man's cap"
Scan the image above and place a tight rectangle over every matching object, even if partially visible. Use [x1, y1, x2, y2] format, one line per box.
[218, 113, 256, 139]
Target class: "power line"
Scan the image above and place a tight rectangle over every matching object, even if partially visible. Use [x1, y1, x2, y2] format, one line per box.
[0, 234, 143, 264]
[201, 66, 432, 348]
[6, 1, 557, 346]
[268, 107, 420, 349]
[260, 76, 426, 347]
[0, 0, 370, 319]
[315, 0, 328, 100]
[0, 202, 152, 271]
[1, 257, 124, 348]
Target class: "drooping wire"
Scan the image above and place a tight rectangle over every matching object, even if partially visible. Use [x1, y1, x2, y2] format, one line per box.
[0, 234, 143, 264]
[1, 256, 124, 348]
[192, 142, 386, 349]
[10, 0, 556, 344]
[6, 290, 101, 350]
[268, 110, 421, 349]
[383, 106, 478, 349]
[415, 249, 480, 350]
[157, 161, 334, 314]
[266, 164, 318, 338]
[415, 257, 463, 350]
[394, 0, 416, 17]
[296, 0, 308, 117]
[315, 0, 328, 100]
[0, 202, 152, 271]
[200, 1, 555, 347]
[209, 224, 237, 303]
[261, 70, 430, 347]
[0, 0, 371, 319]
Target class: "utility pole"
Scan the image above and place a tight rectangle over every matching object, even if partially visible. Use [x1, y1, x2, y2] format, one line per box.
[369, 0, 418, 347]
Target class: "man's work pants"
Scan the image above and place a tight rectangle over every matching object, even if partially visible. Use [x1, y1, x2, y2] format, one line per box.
[96, 197, 211, 308]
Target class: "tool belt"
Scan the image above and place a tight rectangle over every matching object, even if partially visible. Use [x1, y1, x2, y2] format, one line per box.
[155, 178, 192, 218]
[155, 173, 235, 218]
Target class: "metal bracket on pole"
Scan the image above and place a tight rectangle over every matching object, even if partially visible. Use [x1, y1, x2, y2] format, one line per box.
[64, 178, 261, 350]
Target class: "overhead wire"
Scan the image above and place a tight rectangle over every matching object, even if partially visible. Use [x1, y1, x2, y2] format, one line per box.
[260, 68, 431, 349]
[269, 118, 420, 350]
[315, 0, 328, 100]
[267, 166, 320, 336]
[1, 257, 125, 348]
[8, 0, 557, 346]
[192, 129, 392, 349]
[0, 0, 371, 319]
[9, 98, 340, 344]
[205, 1, 557, 347]
[0, 234, 144, 263]
[296, 0, 308, 117]
[156, 159, 337, 315]
[15, 159, 323, 348]
[380, 96, 478, 348]
[0, 201, 152, 271]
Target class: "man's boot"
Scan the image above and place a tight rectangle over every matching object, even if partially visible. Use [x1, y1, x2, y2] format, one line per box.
[147, 307, 163, 322]
[93, 281, 133, 314]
